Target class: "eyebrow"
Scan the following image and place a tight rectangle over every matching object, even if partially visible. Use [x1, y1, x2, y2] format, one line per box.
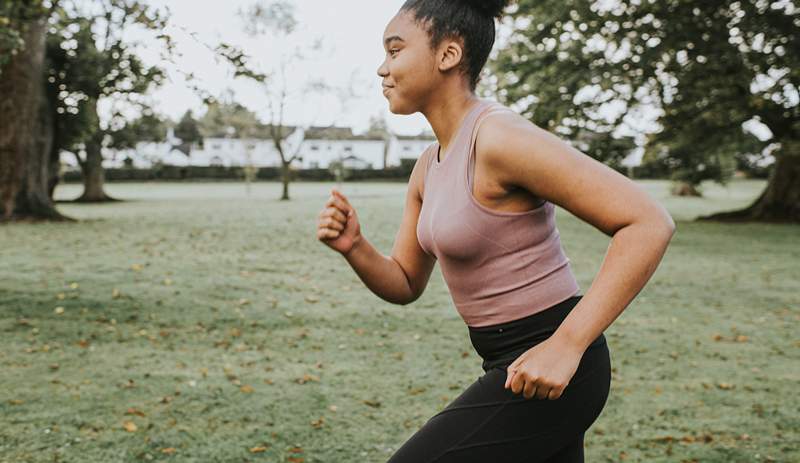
[383, 35, 405, 47]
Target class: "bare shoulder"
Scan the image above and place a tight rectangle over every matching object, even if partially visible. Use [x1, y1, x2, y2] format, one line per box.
[474, 107, 675, 236]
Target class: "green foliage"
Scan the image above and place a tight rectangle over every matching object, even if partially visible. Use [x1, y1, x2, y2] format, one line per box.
[492, 0, 798, 187]
[40, 0, 170, 158]
[108, 112, 168, 151]
[0, 0, 50, 72]
[198, 101, 261, 139]
[174, 110, 202, 146]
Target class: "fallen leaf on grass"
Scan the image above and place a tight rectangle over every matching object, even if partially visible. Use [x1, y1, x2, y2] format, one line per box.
[363, 399, 381, 408]
[249, 446, 269, 453]
[161, 448, 176, 454]
[240, 385, 254, 393]
[125, 408, 146, 417]
[122, 421, 137, 432]
[296, 374, 319, 384]
[310, 417, 324, 428]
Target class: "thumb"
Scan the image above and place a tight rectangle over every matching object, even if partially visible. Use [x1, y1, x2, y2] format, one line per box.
[332, 188, 351, 205]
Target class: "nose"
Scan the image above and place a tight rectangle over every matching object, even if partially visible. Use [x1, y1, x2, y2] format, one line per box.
[377, 58, 388, 78]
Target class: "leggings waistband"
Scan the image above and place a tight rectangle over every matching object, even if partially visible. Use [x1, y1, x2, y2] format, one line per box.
[467, 295, 605, 371]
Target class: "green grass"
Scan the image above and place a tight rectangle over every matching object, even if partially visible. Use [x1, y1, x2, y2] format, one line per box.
[1, 179, 797, 462]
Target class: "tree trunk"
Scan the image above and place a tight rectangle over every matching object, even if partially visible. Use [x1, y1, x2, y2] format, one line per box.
[76, 131, 116, 202]
[698, 144, 800, 224]
[671, 180, 702, 197]
[0, 16, 67, 221]
[280, 162, 290, 200]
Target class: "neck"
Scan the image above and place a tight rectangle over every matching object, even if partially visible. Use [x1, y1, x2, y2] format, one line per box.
[420, 88, 481, 161]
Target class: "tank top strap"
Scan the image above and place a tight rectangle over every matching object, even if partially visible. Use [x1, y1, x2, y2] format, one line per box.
[465, 102, 516, 192]
[419, 142, 438, 199]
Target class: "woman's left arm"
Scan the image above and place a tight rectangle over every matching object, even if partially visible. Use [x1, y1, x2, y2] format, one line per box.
[477, 112, 676, 352]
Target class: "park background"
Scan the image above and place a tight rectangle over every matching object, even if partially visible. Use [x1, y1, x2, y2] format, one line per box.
[1, 0, 798, 462]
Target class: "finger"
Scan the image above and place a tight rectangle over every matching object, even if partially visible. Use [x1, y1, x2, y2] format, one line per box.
[504, 369, 515, 389]
[317, 227, 340, 240]
[505, 355, 524, 387]
[547, 387, 562, 400]
[523, 380, 537, 399]
[331, 188, 353, 208]
[319, 216, 344, 231]
[535, 384, 551, 400]
[325, 195, 351, 215]
[321, 208, 347, 225]
[510, 371, 526, 394]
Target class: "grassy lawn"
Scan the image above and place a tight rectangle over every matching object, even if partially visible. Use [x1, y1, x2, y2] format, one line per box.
[1, 179, 797, 462]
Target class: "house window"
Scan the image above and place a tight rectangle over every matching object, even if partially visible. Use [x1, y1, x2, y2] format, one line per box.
[310, 161, 319, 168]
[344, 146, 353, 152]
[311, 145, 319, 151]
[403, 146, 411, 151]
[212, 143, 222, 150]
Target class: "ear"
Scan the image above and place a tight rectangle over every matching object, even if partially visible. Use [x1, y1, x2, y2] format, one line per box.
[436, 38, 464, 72]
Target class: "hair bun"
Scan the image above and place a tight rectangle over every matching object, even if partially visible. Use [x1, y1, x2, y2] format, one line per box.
[460, 0, 512, 18]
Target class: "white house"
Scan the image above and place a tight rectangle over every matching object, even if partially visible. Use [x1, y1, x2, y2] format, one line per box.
[89, 125, 437, 170]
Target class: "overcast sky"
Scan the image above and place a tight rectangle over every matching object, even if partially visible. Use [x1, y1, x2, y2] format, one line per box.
[138, 0, 441, 136]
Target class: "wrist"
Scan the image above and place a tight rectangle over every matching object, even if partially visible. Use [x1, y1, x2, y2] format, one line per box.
[552, 323, 591, 353]
[343, 235, 365, 259]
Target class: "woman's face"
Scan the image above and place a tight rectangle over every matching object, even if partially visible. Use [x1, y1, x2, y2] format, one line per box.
[376, 11, 439, 115]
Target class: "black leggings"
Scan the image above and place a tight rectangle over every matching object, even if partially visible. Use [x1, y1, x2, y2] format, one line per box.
[387, 295, 611, 462]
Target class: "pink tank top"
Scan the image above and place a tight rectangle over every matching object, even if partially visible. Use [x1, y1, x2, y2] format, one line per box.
[416, 98, 581, 327]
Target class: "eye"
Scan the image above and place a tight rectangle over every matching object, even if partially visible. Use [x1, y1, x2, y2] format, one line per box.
[389, 49, 399, 57]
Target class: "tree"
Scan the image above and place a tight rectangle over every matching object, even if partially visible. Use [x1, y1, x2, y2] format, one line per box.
[173, 110, 203, 153]
[198, 100, 260, 139]
[54, 0, 168, 202]
[237, 0, 367, 200]
[0, 1, 67, 220]
[108, 111, 168, 150]
[365, 113, 393, 169]
[491, 0, 798, 222]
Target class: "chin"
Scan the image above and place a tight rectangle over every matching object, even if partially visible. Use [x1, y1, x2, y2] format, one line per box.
[387, 98, 414, 115]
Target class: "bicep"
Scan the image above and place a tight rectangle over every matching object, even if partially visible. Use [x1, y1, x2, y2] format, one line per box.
[481, 114, 675, 237]
[390, 155, 437, 301]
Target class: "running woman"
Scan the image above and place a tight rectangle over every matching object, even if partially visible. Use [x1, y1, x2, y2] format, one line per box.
[316, 1, 675, 461]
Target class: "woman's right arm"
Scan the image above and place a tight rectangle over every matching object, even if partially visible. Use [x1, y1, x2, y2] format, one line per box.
[317, 154, 436, 305]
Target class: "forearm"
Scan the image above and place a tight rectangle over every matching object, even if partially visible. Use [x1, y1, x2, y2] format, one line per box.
[342, 236, 415, 305]
[553, 220, 675, 351]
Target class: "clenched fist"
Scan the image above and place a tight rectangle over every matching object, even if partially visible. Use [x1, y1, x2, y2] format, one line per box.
[317, 188, 362, 255]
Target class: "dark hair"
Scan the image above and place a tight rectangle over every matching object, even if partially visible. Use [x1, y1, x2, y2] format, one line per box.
[399, 0, 512, 91]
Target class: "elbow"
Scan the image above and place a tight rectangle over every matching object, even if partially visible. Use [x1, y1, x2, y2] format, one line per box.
[398, 288, 422, 306]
